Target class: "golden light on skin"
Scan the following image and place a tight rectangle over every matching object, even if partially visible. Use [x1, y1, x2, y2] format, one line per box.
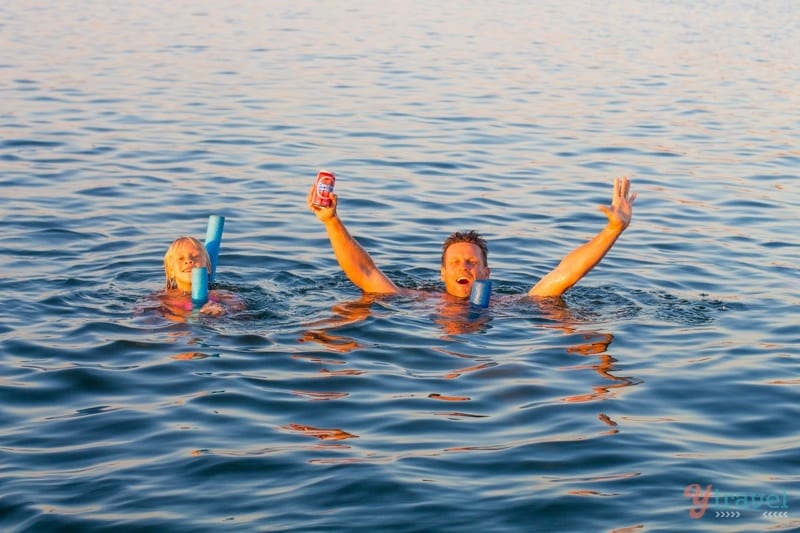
[440, 242, 491, 299]
[164, 237, 211, 293]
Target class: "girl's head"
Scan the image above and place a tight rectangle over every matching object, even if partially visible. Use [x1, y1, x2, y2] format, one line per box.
[164, 237, 211, 292]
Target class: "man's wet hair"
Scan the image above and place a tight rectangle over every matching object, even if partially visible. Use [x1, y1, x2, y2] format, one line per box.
[441, 230, 488, 266]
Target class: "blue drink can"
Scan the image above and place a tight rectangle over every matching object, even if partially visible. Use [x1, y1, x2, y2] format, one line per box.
[470, 279, 492, 308]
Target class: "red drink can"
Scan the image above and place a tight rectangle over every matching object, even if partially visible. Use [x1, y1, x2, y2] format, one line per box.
[312, 170, 336, 208]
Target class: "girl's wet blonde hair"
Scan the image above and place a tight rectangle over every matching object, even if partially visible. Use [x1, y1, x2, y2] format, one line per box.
[163, 236, 212, 289]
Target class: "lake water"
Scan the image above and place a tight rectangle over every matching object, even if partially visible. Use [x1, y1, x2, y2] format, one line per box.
[1, 1, 798, 531]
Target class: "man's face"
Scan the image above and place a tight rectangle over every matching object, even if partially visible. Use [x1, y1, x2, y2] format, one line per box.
[440, 242, 490, 298]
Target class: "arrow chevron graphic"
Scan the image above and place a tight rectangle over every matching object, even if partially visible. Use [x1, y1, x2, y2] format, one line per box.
[715, 511, 741, 518]
[763, 511, 789, 518]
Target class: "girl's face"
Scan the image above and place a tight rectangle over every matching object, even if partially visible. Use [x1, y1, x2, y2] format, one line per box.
[167, 240, 208, 292]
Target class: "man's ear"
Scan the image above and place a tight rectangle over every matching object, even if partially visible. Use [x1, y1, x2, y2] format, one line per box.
[440, 266, 446, 282]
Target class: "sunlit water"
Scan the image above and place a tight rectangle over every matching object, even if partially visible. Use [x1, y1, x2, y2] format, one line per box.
[1, 1, 798, 531]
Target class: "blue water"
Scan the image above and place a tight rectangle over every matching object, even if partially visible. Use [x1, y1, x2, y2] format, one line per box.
[2, 1, 799, 531]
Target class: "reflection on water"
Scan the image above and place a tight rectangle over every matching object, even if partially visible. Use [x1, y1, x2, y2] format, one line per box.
[296, 292, 643, 446]
[298, 297, 374, 352]
[562, 338, 642, 404]
[171, 351, 217, 360]
[282, 423, 359, 441]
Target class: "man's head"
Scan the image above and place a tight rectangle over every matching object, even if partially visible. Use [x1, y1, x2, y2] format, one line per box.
[440, 230, 491, 298]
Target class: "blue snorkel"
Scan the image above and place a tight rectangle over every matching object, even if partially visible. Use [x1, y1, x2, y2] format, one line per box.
[205, 215, 225, 282]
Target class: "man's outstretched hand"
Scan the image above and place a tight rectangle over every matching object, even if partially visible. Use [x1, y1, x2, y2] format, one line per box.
[307, 184, 339, 223]
[599, 176, 637, 232]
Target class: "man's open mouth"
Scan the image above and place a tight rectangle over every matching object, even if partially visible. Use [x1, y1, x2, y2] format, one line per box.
[456, 276, 470, 285]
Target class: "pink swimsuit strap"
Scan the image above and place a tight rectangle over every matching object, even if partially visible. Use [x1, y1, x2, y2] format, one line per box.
[182, 292, 221, 310]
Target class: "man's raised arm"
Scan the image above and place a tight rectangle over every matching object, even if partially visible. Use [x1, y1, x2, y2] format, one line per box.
[308, 185, 400, 294]
[529, 176, 637, 298]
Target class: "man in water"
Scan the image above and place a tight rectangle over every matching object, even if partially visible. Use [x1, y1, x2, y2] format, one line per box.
[307, 176, 636, 300]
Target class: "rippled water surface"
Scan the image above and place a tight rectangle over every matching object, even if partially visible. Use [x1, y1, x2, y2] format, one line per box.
[1, 1, 798, 531]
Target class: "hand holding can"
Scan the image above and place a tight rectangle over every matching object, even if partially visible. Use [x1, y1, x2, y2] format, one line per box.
[312, 170, 336, 208]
